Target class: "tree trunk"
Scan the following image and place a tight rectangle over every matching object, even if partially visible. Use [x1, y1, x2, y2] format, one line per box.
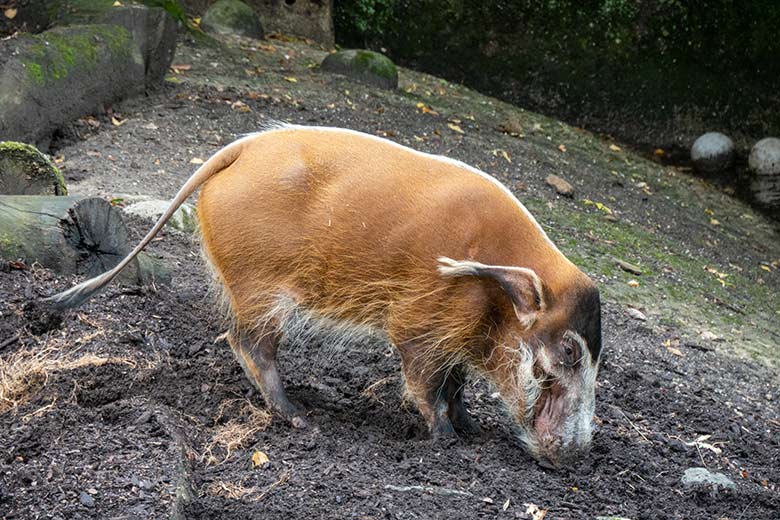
[0, 195, 168, 285]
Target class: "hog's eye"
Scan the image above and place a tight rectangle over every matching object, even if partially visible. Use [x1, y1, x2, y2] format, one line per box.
[562, 336, 581, 367]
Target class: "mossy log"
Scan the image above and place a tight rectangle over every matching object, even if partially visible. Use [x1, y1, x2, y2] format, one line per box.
[0, 195, 168, 285]
[0, 141, 68, 195]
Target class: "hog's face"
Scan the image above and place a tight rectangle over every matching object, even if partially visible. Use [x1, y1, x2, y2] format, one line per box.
[512, 288, 602, 466]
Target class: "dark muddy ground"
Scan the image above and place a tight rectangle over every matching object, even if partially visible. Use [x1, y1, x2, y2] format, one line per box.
[2, 34, 780, 519]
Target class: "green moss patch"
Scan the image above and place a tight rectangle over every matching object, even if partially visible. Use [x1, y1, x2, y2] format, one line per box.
[21, 25, 134, 86]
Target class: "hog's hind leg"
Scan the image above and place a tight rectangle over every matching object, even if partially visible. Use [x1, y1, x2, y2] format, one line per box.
[228, 326, 309, 428]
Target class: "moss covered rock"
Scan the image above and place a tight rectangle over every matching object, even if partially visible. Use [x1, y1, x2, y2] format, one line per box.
[321, 49, 398, 90]
[0, 24, 144, 146]
[201, 0, 264, 39]
[0, 142, 67, 195]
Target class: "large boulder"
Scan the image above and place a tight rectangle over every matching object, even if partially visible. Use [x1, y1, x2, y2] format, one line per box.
[321, 49, 398, 90]
[0, 24, 144, 147]
[201, 0, 264, 39]
[0, 142, 67, 195]
[98, 4, 178, 87]
[690, 132, 734, 175]
[748, 137, 780, 210]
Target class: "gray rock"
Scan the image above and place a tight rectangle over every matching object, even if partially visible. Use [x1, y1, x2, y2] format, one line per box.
[79, 491, 95, 507]
[98, 4, 178, 88]
[615, 258, 642, 275]
[681, 467, 736, 490]
[545, 174, 574, 197]
[0, 142, 68, 195]
[202, 0, 264, 39]
[748, 137, 780, 209]
[123, 199, 198, 233]
[691, 132, 734, 175]
[246, 0, 334, 44]
[0, 25, 145, 147]
[625, 307, 647, 321]
[321, 49, 398, 90]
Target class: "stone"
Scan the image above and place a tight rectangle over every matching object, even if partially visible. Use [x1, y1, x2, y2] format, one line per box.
[690, 132, 734, 175]
[79, 491, 95, 507]
[0, 25, 145, 147]
[123, 200, 199, 233]
[625, 307, 647, 321]
[0, 142, 68, 195]
[681, 467, 736, 490]
[748, 137, 780, 210]
[321, 49, 398, 90]
[98, 4, 178, 88]
[615, 258, 642, 275]
[243, 0, 333, 44]
[545, 174, 574, 197]
[202, 0, 264, 39]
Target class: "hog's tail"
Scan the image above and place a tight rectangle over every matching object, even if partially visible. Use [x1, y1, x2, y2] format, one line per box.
[43, 133, 254, 309]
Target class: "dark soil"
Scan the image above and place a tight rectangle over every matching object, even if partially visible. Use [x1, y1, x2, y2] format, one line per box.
[1, 35, 779, 519]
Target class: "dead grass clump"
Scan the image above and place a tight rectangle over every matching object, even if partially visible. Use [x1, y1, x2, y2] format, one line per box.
[202, 399, 272, 465]
[0, 337, 135, 414]
[206, 479, 258, 500]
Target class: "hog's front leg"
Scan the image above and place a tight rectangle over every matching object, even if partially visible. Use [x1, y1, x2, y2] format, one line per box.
[396, 344, 457, 439]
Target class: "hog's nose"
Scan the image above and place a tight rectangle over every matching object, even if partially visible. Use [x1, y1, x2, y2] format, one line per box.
[540, 434, 562, 455]
[537, 434, 563, 467]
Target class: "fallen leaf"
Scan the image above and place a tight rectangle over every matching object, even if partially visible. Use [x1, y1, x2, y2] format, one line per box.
[284, 77, 298, 83]
[231, 100, 251, 112]
[667, 346, 684, 357]
[112, 1, 123, 6]
[654, 148, 665, 156]
[502, 499, 510, 511]
[524, 503, 548, 520]
[190, 157, 204, 165]
[9, 260, 27, 270]
[760, 264, 772, 272]
[492, 149, 511, 163]
[482, 497, 494, 504]
[111, 116, 127, 126]
[4, 8, 17, 19]
[609, 143, 622, 151]
[447, 123, 465, 134]
[252, 450, 270, 468]
[710, 218, 720, 226]
[192, 16, 201, 26]
[110, 197, 125, 206]
[595, 202, 613, 214]
[170, 64, 192, 73]
[627, 280, 640, 288]
[558, 144, 567, 152]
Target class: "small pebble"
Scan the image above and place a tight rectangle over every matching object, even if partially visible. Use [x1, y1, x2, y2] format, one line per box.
[79, 491, 95, 507]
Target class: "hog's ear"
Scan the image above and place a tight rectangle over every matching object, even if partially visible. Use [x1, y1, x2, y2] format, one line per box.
[437, 257, 545, 328]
